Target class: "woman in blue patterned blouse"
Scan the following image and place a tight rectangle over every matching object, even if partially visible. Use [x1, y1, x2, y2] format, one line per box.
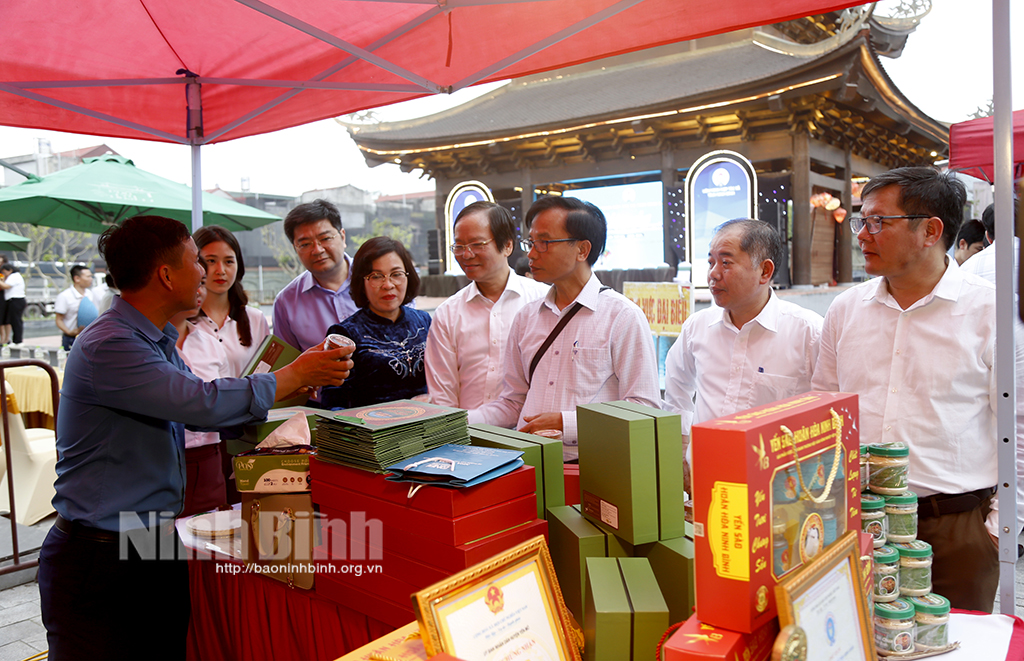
[321, 236, 431, 409]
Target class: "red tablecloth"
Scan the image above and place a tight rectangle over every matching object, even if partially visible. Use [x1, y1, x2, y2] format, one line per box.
[186, 558, 394, 661]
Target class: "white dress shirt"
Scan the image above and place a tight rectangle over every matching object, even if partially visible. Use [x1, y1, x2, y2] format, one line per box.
[426, 270, 550, 409]
[179, 323, 229, 449]
[664, 290, 823, 436]
[191, 306, 271, 377]
[468, 273, 662, 460]
[54, 286, 98, 334]
[811, 259, 1001, 532]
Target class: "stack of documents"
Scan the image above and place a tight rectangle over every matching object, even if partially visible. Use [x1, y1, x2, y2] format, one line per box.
[314, 399, 469, 472]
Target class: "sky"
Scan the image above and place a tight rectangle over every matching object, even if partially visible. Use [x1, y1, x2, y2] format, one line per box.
[0, 0, 1020, 199]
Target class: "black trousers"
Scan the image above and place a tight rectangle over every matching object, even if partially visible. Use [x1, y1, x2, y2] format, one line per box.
[39, 523, 191, 660]
[5, 297, 24, 343]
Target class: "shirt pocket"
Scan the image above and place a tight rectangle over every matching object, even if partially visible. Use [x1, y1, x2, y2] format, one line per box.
[570, 346, 615, 399]
[750, 371, 801, 409]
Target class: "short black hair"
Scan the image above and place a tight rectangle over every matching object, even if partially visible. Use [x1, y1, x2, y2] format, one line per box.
[350, 236, 420, 309]
[524, 196, 606, 266]
[956, 218, 988, 248]
[454, 201, 516, 252]
[283, 199, 342, 243]
[70, 264, 90, 280]
[715, 219, 783, 280]
[861, 167, 966, 251]
[98, 215, 191, 292]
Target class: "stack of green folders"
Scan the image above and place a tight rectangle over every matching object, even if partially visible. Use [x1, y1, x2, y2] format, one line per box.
[314, 399, 470, 472]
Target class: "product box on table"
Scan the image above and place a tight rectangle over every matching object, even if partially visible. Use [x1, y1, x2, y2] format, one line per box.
[314, 479, 536, 547]
[310, 456, 537, 519]
[660, 614, 778, 661]
[635, 534, 696, 625]
[578, 402, 686, 545]
[238, 406, 323, 446]
[241, 334, 307, 408]
[565, 463, 580, 506]
[318, 504, 548, 575]
[233, 445, 314, 493]
[241, 491, 318, 589]
[691, 391, 859, 633]
[469, 423, 566, 518]
[547, 504, 633, 622]
[584, 557, 669, 661]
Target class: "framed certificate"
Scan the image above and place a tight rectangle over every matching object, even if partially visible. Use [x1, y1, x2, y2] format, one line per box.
[774, 530, 876, 660]
[412, 536, 582, 661]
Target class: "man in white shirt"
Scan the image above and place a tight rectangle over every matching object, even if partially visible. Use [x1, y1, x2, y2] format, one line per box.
[272, 199, 357, 350]
[664, 219, 822, 466]
[426, 202, 549, 409]
[54, 264, 98, 351]
[469, 196, 661, 461]
[812, 167, 999, 612]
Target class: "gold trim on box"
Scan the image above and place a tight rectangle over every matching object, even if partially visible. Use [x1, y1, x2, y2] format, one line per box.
[411, 535, 582, 661]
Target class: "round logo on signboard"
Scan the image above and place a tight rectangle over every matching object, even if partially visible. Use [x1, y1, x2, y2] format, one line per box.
[711, 167, 731, 187]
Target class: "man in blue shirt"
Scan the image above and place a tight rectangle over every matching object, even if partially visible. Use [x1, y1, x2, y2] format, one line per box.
[38, 215, 354, 660]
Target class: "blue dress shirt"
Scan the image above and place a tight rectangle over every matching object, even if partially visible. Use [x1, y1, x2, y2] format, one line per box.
[272, 255, 357, 351]
[321, 306, 431, 410]
[53, 296, 276, 531]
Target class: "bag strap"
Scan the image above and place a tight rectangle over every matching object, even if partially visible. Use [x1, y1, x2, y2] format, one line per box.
[527, 286, 610, 384]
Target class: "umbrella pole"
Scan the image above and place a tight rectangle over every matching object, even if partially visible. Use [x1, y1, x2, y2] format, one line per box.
[191, 145, 202, 234]
[187, 76, 204, 234]
[992, 0, 1017, 615]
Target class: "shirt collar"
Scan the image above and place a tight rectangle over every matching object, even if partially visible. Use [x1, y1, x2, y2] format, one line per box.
[110, 295, 175, 344]
[300, 252, 353, 294]
[710, 290, 780, 332]
[466, 267, 527, 302]
[544, 273, 603, 313]
[865, 257, 962, 309]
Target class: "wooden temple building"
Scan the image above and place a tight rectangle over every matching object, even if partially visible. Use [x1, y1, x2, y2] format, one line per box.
[347, 6, 947, 287]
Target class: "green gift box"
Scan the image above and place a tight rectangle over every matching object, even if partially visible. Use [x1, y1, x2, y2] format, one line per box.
[584, 557, 669, 661]
[604, 400, 686, 540]
[547, 505, 632, 622]
[469, 423, 565, 519]
[635, 535, 696, 624]
[578, 403, 661, 544]
[241, 334, 307, 408]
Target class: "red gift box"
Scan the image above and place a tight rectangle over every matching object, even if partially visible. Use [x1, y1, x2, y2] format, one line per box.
[310, 457, 537, 518]
[661, 614, 778, 661]
[317, 574, 415, 628]
[564, 464, 580, 507]
[692, 392, 859, 633]
[314, 480, 537, 547]
[320, 505, 547, 574]
[316, 528, 451, 587]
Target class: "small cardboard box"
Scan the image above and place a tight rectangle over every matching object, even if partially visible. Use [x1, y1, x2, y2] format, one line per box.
[469, 423, 565, 519]
[547, 505, 633, 622]
[661, 614, 778, 661]
[241, 492, 318, 589]
[691, 391, 859, 633]
[240, 406, 323, 445]
[584, 557, 669, 661]
[635, 535, 695, 625]
[233, 446, 313, 493]
[604, 400, 686, 539]
[577, 403, 659, 545]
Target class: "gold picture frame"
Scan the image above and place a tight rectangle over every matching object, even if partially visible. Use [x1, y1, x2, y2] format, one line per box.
[412, 535, 582, 661]
[774, 530, 876, 660]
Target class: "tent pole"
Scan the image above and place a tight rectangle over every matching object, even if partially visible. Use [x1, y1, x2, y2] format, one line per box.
[992, 0, 1016, 615]
[186, 78, 204, 234]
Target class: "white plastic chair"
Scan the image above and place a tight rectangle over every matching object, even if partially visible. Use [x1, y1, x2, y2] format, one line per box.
[0, 381, 56, 525]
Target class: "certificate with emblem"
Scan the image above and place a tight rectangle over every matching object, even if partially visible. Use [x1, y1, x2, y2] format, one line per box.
[413, 537, 581, 661]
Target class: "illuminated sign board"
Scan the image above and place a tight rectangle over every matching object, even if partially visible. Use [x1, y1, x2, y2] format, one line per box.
[444, 181, 494, 274]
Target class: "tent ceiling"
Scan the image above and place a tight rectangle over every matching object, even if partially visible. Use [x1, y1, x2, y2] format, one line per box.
[1, 0, 867, 145]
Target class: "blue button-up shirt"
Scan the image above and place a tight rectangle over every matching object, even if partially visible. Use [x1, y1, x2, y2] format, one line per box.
[54, 296, 276, 531]
[272, 255, 357, 351]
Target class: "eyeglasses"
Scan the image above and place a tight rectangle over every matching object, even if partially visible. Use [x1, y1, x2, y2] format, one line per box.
[365, 271, 408, 286]
[520, 238, 579, 253]
[450, 240, 493, 256]
[294, 232, 341, 253]
[850, 215, 930, 235]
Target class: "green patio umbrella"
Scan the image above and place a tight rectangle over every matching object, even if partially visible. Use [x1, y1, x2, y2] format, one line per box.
[0, 228, 29, 252]
[0, 154, 279, 233]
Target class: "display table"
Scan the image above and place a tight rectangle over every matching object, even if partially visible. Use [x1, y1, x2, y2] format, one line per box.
[4, 366, 61, 429]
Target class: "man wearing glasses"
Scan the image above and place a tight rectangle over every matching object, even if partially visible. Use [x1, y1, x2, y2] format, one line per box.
[468, 196, 661, 461]
[273, 199, 357, 350]
[812, 167, 1003, 612]
[426, 201, 549, 408]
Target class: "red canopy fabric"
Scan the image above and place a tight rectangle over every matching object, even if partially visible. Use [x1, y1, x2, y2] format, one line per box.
[949, 109, 1024, 182]
[1, 0, 866, 145]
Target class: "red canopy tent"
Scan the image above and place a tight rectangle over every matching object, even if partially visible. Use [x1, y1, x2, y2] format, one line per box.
[949, 109, 1024, 181]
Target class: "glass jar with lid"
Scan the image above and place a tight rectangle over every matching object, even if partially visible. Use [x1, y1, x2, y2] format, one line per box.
[907, 593, 950, 651]
[874, 598, 916, 655]
[868, 442, 909, 495]
[872, 545, 901, 603]
[861, 493, 888, 549]
[885, 492, 918, 543]
[893, 540, 932, 597]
